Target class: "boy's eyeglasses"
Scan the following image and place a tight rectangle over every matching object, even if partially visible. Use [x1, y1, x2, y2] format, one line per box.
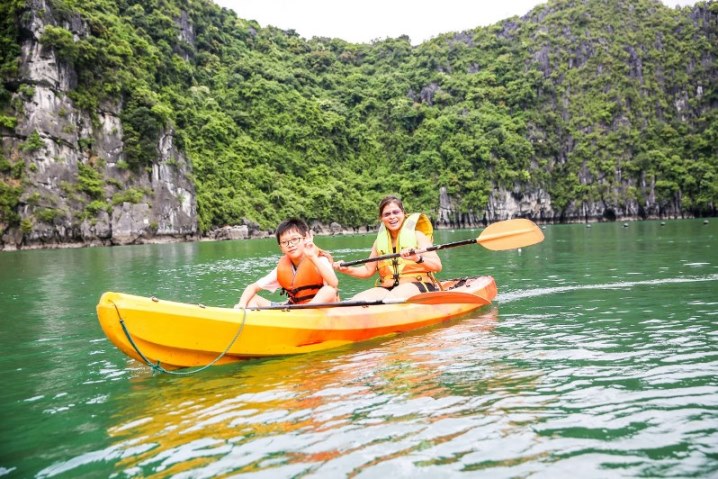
[382, 209, 403, 218]
[280, 236, 304, 248]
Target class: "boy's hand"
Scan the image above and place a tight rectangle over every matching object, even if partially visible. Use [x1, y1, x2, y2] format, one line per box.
[304, 232, 318, 259]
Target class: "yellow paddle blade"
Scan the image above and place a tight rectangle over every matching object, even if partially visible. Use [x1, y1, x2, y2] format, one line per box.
[477, 218, 544, 251]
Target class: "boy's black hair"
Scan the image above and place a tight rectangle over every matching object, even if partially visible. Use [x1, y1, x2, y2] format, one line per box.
[275, 218, 310, 243]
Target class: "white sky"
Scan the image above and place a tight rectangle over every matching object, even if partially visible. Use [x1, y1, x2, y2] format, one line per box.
[214, 0, 700, 45]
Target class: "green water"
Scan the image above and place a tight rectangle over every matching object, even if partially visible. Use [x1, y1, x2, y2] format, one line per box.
[1, 219, 716, 478]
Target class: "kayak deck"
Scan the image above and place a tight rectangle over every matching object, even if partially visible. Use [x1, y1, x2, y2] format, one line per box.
[96, 276, 497, 370]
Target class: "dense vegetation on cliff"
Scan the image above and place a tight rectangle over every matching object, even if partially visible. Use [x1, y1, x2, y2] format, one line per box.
[1, 0, 716, 234]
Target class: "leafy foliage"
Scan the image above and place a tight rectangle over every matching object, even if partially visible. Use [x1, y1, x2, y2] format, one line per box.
[3, 0, 717, 232]
[76, 163, 104, 199]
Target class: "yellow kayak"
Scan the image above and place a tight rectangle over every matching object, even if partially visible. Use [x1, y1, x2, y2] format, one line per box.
[97, 276, 497, 370]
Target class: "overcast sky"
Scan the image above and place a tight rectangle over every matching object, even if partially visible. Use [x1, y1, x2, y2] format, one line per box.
[214, 0, 700, 45]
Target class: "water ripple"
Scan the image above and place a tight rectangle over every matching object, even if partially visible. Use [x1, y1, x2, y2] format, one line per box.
[500, 274, 718, 303]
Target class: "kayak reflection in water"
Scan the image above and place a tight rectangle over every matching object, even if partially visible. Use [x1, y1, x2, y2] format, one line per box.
[334, 195, 442, 302]
[234, 218, 339, 309]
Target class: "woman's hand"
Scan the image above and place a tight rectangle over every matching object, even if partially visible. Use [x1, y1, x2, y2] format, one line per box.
[333, 261, 351, 273]
[399, 247, 422, 263]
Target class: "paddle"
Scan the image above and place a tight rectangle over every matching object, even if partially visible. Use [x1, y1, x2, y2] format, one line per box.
[339, 218, 544, 267]
[250, 290, 489, 310]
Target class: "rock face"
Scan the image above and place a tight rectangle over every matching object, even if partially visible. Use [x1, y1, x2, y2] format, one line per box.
[0, 0, 197, 250]
[436, 176, 684, 229]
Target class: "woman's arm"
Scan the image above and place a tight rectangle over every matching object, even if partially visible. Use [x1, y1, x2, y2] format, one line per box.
[401, 231, 442, 272]
[334, 243, 379, 279]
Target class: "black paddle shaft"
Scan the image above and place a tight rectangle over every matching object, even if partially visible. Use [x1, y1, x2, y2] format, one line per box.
[339, 238, 478, 267]
[251, 298, 406, 310]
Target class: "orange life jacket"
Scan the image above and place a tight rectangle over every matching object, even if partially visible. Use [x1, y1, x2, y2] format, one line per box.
[277, 249, 333, 304]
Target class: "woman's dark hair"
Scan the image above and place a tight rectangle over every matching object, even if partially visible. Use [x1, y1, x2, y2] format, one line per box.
[275, 218, 309, 243]
[378, 195, 405, 218]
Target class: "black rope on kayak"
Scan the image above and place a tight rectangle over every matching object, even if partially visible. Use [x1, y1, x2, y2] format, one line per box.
[110, 301, 248, 375]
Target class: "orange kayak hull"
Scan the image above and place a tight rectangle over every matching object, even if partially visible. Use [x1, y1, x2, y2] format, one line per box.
[97, 276, 497, 370]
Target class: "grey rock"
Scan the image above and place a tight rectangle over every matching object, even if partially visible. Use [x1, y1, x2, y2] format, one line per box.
[215, 225, 248, 241]
[111, 203, 151, 245]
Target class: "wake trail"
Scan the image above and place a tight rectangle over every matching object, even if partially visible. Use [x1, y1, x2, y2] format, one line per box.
[498, 274, 718, 303]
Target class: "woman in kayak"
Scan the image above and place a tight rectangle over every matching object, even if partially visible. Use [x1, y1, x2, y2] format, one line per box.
[334, 195, 442, 301]
[234, 218, 339, 308]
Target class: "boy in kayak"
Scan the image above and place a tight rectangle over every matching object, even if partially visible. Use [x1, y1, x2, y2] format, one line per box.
[234, 218, 339, 308]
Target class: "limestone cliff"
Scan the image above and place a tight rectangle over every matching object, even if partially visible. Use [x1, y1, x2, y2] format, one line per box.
[0, 0, 197, 250]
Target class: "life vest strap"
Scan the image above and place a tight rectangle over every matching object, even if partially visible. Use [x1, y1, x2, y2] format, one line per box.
[282, 283, 325, 304]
